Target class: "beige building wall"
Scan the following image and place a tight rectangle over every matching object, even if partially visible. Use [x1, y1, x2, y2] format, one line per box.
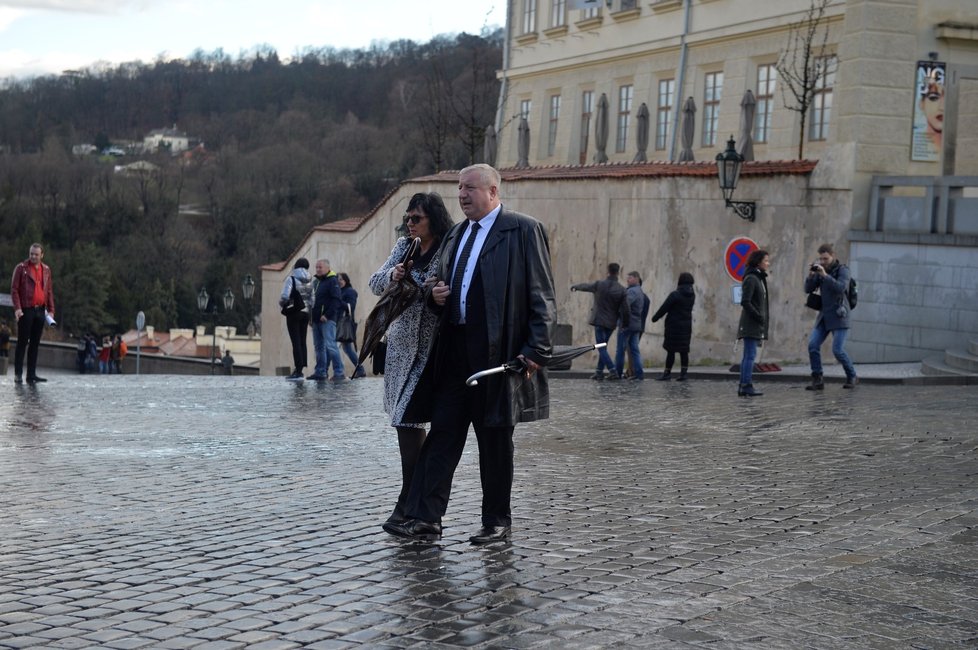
[260, 167, 850, 375]
[497, 0, 977, 191]
[259, 0, 978, 374]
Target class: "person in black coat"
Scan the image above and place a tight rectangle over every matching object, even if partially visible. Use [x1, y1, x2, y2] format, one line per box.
[651, 272, 695, 381]
[386, 164, 556, 545]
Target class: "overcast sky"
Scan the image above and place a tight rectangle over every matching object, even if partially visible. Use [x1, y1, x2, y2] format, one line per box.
[0, 0, 507, 79]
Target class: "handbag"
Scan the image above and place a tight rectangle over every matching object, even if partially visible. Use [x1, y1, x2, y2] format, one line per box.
[336, 304, 357, 343]
[805, 292, 822, 311]
[280, 279, 305, 315]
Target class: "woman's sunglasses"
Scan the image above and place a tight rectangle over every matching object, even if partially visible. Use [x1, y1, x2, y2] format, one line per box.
[403, 214, 425, 225]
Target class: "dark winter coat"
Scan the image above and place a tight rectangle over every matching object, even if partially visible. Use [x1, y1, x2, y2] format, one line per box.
[407, 207, 556, 427]
[651, 283, 695, 353]
[312, 272, 343, 322]
[340, 285, 358, 320]
[571, 276, 626, 330]
[738, 268, 769, 341]
[803, 260, 851, 331]
[622, 284, 647, 333]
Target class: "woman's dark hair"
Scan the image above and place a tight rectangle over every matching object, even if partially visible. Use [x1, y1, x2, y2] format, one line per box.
[407, 192, 453, 242]
[337, 272, 352, 289]
[678, 272, 695, 286]
[294, 257, 309, 270]
[746, 249, 769, 269]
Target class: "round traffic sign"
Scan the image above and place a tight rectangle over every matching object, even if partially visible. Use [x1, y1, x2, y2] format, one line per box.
[724, 237, 758, 282]
[136, 310, 146, 331]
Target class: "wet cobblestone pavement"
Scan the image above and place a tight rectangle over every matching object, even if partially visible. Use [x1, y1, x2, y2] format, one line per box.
[1, 374, 976, 648]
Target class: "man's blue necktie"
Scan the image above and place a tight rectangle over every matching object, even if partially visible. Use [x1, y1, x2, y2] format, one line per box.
[448, 222, 480, 325]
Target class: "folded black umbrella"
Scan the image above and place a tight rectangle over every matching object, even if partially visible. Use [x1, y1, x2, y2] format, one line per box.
[357, 237, 422, 371]
[465, 342, 607, 387]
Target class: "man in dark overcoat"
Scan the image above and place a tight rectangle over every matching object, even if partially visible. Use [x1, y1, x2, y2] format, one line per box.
[387, 164, 556, 544]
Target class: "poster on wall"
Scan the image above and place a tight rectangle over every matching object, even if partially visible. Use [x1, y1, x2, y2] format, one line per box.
[911, 60, 945, 162]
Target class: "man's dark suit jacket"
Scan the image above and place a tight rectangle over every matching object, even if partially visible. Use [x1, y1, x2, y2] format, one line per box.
[407, 206, 556, 427]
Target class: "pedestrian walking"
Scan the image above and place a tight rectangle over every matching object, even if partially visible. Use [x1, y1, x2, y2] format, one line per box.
[308, 259, 345, 382]
[337, 273, 367, 379]
[570, 263, 626, 380]
[384, 164, 556, 544]
[279, 257, 314, 381]
[804, 243, 858, 389]
[221, 350, 235, 375]
[737, 249, 770, 397]
[10, 243, 55, 383]
[651, 272, 695, 381]
[369, 192, 454, 527]
[99, 336, 111, 374]
[0, 320, 10, 358]
[615, 271, 647, 380]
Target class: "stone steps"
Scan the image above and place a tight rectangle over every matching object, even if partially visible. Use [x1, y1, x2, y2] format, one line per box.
[921, 341, 978, 377]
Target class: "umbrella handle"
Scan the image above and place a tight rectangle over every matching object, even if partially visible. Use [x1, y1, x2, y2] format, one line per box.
[465, 365, 508, 387]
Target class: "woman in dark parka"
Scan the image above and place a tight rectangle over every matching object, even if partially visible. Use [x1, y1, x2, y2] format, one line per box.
[651, 272, 696, 381]
[737, 249, 771, 397]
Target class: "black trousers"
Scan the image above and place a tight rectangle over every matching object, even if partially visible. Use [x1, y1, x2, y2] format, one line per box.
[405, 325, 515, 528]
[286, 311, 309, 371]
[15, 306, 46, 378]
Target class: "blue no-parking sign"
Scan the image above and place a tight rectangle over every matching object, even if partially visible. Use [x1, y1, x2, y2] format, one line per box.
[724, 237, 758, 282]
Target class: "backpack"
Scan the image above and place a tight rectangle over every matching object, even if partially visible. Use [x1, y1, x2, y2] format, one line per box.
[280, 278, 305, 315]
[833, 264, 858, 310]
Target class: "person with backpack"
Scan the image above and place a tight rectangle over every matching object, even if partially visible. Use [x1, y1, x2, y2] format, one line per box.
[278, 257, 315, 381]
[804, 243, 858, 390]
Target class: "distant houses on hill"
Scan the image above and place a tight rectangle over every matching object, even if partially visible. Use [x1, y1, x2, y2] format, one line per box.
[72, 125, 200, 158]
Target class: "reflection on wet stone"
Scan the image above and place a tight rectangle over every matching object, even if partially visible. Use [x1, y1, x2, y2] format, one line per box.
[0, 375, 975, 647]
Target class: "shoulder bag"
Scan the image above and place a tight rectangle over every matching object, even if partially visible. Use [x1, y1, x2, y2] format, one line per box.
[336, 304, 357, 343]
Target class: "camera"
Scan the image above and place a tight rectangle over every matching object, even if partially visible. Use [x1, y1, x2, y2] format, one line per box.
[810, 263, 820, 272]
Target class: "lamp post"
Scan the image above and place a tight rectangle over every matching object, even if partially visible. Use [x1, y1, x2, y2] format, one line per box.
[715, 135, 756, 222]
[197, 286, 235, 374]
[242, 274, 256, 338]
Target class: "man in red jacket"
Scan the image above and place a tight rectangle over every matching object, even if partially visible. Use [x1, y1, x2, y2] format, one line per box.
[11, 243, 55, 384]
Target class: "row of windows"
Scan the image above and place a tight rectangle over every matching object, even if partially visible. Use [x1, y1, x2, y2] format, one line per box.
[519, 57, 837, 161]
[522, 0, 637, 33]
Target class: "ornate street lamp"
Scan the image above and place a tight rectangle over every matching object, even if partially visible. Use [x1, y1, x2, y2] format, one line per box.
[198, 281, 251, 372]
[715, 135, 756, 222]
[242, 274, 256, 338]
[196, 286, 209, 313]
[197, 286, 219, 373]
[242, 274, 255, 301]
[222, 287, 235, 312]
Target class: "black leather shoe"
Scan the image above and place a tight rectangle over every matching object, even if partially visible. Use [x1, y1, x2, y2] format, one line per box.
[14, 375, 22, 384]
[383, 518, 442, 541]
[384, 502, 407, 526]
[27, 375, 46, 383]
[469, 525, 511, 544]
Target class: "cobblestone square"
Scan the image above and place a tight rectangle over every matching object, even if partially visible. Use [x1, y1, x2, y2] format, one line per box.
[1, 375, 976, 648]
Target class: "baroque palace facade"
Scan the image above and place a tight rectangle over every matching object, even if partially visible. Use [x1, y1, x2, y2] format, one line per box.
[260, 0, 978, 375]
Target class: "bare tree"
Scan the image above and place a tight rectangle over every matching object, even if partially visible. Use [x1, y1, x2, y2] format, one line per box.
[416, 60, 457, 172]
[776, 0, 835, 159]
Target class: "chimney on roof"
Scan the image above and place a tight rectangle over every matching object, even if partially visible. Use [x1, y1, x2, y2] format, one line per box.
[146, 325, 155, 341]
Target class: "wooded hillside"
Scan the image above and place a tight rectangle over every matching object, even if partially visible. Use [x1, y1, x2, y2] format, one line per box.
[0, 31, 502, 337]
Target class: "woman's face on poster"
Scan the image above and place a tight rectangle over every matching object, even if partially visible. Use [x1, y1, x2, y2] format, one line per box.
[920, 82, 944, 134]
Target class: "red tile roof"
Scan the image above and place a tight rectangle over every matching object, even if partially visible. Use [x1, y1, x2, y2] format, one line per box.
[412, 159, 818, 182]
